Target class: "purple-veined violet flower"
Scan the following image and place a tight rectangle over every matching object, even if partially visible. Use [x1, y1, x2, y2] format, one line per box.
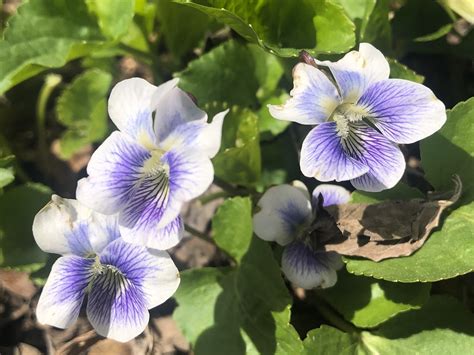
[253, 182, 350, 289]
[269, 43, 446, 192]
[76, 78, 228, 250]
[33, 195, 180, 342]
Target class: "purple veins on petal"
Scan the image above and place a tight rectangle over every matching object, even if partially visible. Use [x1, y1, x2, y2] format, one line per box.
[36, 256, 94, 329]
[281, 241, 343, 290]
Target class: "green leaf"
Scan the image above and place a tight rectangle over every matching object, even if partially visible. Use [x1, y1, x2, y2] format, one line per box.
[360, 0, 391, 51]
[388, 58, 425, 84]
[157, 0, 214, 57]
[177, 41, 284, 107]
[0, 0, 106, 94]
[0, 183, 51, 272]
[174, 237, 304, 354]
[173, 0, 355, 57]
[392, 0, 452, 43]
[317, 270, 431, 328]
[212, 197, 253, 263]
[213, 106, 261, 186]
[86, 0, 135, 40]
[0, 155, 15, 189]
[346, 98, 474, 282]
[304, 296, 474, 354]
[258, 129, 301, 189]
[351, 182, 424, 204]
[336, 0, 391, 51]
[55, 69, 112, 158]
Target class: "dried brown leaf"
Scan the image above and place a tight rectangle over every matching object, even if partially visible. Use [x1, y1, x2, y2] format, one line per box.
[320, 176, 462, 262]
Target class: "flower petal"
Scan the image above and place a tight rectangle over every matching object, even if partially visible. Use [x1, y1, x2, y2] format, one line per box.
[281, 242, 343, 289]
[120, 215, 184, 250]
[33, 195, 92, 255]
[312, 184, 351, 207]
[317, 43, 390, 102]
[153, 86, 207, 143]
[160, 109, 229, 159]
[157, 146, 214, 228]
[300, 122, 369, 182]
[358, 79, 447, 144]
[348, 125, 406, 192]
[268, 63, 340, 124]
[36, 256, 93, 328]
[253, 185, 312, 246]
[76, 131, 151, 215]
[34, 195, 121, 256]
[108, 78, 177, 147]
[88, 240, 179, 342]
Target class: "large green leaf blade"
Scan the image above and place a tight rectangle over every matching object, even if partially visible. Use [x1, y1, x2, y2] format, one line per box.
[212, 197, 253, 263]
[0, 183, 51, 272]
[304, 296, 474, 354]
[173, 0, 355, 57]
[55, 68, 112, 158]
[0, 0, 106, 94]
[317, 271, 431, 328]
[174, 237, 303, 354]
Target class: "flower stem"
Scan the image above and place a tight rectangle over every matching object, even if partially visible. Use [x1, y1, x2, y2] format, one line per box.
[309, 293, 359, 334]
[36, 74, 62, 160]
[199, 191, 230, 205]
[184, 223, 214, 244]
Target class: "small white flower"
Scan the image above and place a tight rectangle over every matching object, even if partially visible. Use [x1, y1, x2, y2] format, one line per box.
[253, 183, 350, 289]
[33, 195, 180, 342]
[76, 78, 228, 249]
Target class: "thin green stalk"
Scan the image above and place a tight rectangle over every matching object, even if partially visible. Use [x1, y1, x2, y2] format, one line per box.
[184, 223, 214, 244]
[199, 191, 230, 205]
[309, 294, 359, 334]
[36, 74, 62, 160]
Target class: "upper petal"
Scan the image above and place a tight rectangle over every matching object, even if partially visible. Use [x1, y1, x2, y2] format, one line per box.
[317, 43, 390, 102]
[358, 79, 447, 144]
[300, 122, 369, 182]
[36, 256, 93, 328]
[108, 78, 178, 147]
[76, 131, 151, 215]
[153, 86, 207, 143]
[160, 109, 229, 159]
[253, 185, 312, 246]
[312, 184, 351, 207]
[281, 241, 343, 289]
[268, 63, 341, 125]
[348, 125, 406, 192]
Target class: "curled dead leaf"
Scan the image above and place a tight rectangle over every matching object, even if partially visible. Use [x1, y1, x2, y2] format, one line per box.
[319, 175, 462, 262]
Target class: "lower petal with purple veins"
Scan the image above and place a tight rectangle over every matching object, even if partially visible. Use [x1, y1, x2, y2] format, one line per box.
[36, 256, 94, 329]
[87, 267, 149, 343]
[300, 122, 369, 182]
[87, 239, 179, 342]
[348, 125, 405, 192]
[281, 242, 343, 289]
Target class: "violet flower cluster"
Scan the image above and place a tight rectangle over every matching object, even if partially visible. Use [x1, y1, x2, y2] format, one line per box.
[33, 78, 228, 342]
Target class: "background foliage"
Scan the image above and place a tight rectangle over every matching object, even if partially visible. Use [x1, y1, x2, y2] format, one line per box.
[0, 0, 473, 353]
